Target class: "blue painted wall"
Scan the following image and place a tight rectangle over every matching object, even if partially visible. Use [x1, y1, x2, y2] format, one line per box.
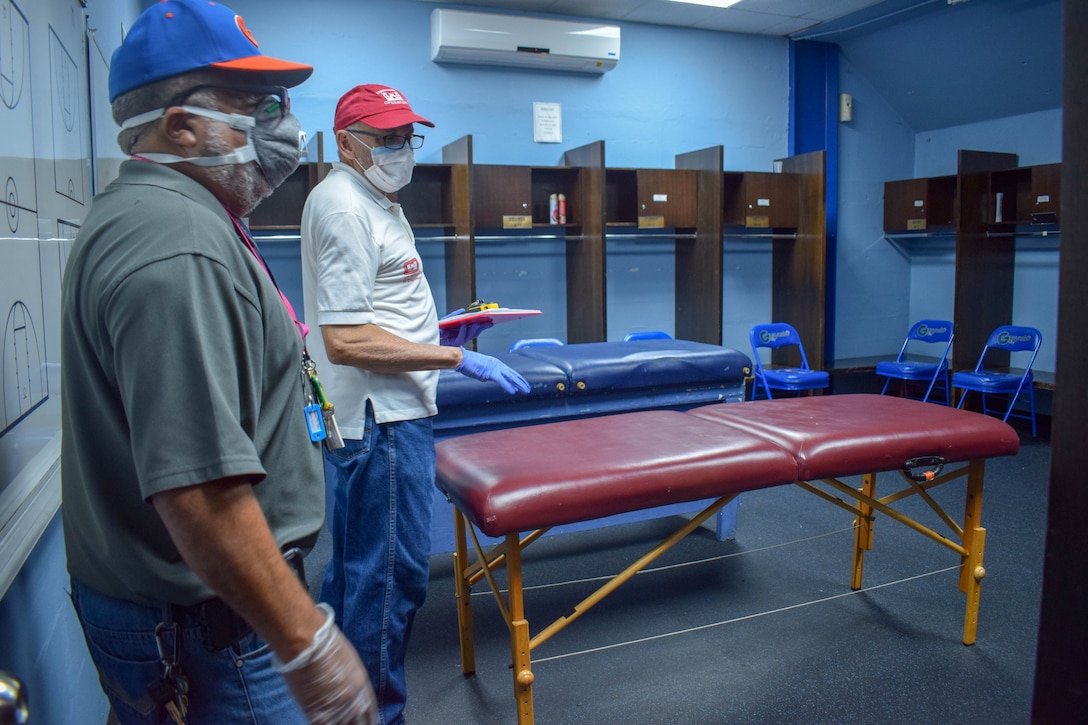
[834, 52, 916, 360]
[247, 0, 790, 171]
[789, 40, 839, 360]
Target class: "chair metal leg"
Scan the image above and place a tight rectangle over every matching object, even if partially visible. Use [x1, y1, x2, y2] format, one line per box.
[1029, 384, 1037, 436]
[922, 378, 936, 403]
[922, 367, 947, 404]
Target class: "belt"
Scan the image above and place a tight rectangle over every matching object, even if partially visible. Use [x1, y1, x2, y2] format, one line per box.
[174, 545, 307, 651]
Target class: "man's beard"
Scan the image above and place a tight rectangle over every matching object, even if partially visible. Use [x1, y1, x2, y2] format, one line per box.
[200, 122, 273, 216]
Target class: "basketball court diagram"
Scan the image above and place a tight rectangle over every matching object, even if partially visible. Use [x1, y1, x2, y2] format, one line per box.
[50, 23, 84, 204]
[1, 0, 86, 437]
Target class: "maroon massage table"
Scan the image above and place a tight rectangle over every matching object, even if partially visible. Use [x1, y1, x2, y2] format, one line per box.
[434, 394, 1022, 724]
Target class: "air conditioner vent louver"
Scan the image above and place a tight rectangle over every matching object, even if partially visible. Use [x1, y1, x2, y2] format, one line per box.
[431, 9, 620, 75]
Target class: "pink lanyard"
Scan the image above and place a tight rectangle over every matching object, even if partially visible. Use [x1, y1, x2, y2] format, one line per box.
[228, 210, 343, 448]
[226, 210, 310, 343]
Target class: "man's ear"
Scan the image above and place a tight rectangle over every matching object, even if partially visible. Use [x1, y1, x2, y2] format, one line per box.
[336, 129, 371, 166]
[336, 129, 355, 158]
[161, 107, 200, 150]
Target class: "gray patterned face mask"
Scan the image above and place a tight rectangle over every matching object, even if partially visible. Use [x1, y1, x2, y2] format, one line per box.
[120, 94, 304, 189]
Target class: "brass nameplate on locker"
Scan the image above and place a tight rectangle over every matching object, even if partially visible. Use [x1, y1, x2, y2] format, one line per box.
[906, 219, 927, 231]
[745, 215, 770, 228]
[638, 216, 665, 229]
[502, 215, 533, 229]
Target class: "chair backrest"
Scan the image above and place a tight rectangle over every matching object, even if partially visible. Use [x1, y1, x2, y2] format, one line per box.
[975, 325, 1042, 371]
[898, 319, 954, 362]
[749, 322, 811, 371]
[509, 338, 564, 352]
[907, 319, 954, 344]
[623, 331, 673, 341]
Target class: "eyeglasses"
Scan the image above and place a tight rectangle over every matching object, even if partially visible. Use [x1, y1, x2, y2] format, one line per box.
[166, 84, 291, 117]
[347, 129, 425, 151]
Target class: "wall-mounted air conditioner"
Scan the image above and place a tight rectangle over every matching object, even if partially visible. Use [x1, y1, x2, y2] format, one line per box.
[430, 9, 620, 74]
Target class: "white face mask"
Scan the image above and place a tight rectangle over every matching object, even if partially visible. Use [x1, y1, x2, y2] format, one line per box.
[351, 136, 416, 193]
[120, 98, 304, 190]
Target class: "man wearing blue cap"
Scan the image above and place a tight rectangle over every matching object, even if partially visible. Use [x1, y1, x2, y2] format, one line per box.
[61, 1, 375, 722]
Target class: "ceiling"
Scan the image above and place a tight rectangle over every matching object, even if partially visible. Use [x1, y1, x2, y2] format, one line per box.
[415, 0, 923, 38]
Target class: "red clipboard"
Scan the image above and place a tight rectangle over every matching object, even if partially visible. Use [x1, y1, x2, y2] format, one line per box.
[438, 308, 542, 329]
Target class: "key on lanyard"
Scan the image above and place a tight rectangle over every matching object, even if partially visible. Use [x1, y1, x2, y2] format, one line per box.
[149, 622, 189, 724]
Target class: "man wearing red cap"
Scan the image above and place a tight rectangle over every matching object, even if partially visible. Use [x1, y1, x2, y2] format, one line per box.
[300, 84, 530, 724]
[61, 1, 375, 722]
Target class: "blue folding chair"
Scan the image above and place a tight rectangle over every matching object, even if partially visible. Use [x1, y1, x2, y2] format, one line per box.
[509, 338, 564, 351]
[623, 331, 673, 341]
[876, 319, 954, 405]
[749, 322, 829, 400]
[952, 325, 1042, 436]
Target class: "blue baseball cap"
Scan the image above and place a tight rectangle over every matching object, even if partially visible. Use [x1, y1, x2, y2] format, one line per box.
[109, 0, 312, 102]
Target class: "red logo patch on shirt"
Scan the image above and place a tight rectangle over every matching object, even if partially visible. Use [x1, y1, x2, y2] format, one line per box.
[403, 258, 421, 281]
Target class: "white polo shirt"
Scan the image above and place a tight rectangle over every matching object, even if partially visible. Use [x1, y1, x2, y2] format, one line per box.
[301, 162, 439, 434]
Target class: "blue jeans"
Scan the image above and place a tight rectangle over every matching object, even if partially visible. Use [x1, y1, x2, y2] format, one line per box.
[70, 578, 306, 724]
[320, 406, 435, 725]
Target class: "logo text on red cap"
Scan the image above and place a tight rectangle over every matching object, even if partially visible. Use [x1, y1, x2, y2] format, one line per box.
[377, 89, 409, 106]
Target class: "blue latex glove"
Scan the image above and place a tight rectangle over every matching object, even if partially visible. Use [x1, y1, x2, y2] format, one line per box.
[439, 308, 495, 347]
[456, 349, 531, 394]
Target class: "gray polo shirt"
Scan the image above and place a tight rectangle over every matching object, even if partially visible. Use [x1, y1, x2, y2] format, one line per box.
[61, 160, 324, 605]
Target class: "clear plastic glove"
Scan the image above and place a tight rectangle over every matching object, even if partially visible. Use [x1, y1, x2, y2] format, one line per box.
[276, 604, 377, 725]
[439, 308, 495, 347]
[456, 349, 531, 394]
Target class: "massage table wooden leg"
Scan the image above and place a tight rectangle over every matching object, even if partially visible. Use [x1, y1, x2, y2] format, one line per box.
[453, 507, 477, 675]
[851, 473, 877, 589]
[960, 459, 987, 645]
[962, 526, 987, 645]
[506, 533, 536, 725]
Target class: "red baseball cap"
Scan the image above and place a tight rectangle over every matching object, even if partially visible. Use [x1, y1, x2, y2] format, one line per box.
[333, 84, 434, 132]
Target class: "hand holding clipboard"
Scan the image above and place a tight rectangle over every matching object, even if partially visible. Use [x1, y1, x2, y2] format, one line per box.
[438, 300, 542, 347]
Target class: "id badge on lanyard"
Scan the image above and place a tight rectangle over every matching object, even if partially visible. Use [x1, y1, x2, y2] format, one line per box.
[302, 354, 345, 450]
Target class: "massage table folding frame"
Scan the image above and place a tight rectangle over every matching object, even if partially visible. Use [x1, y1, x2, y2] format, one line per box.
[434, 394, 1021, 725]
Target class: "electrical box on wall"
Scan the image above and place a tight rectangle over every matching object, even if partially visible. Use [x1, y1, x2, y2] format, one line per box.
[839, 93, 853, 122]
[430, 9, 620, 74]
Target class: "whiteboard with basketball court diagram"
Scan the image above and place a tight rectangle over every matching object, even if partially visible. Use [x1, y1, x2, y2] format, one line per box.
[2, 0, 95, 595]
